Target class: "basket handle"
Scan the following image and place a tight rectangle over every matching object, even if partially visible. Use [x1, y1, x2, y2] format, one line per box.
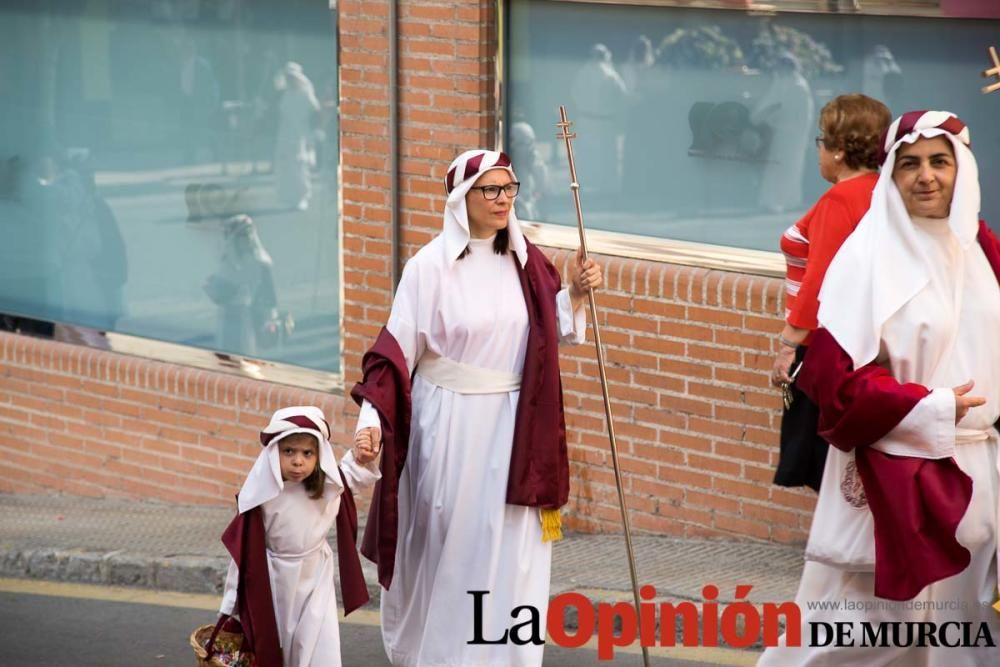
[204, 614, 233, 661]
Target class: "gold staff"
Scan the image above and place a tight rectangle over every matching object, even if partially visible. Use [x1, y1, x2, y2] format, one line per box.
[556, 105, 650, 667]
[983, 45, 1000, 94]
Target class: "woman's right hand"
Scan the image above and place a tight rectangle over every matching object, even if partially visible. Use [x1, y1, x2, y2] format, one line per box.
[953, 380, 987, 424]
[771, 345, 796, 387]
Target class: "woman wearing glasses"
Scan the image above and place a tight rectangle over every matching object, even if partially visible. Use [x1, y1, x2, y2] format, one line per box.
[771, 94, 891, 491]
[351, 149, 602, 666]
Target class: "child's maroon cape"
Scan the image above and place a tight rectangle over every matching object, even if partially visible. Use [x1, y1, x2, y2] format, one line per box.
[221, 507, 282, 667]
[334, 469, 370, 614]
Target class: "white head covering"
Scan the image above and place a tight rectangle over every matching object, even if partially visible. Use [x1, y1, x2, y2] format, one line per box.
[442, 149, 528, 267]
[237, 406, 343, 514]
[817, 111, 980, 368]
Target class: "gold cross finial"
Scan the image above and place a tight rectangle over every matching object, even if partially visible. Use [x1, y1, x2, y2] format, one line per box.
[983, 46, 1000, 94]
[556, 106, 576, 141]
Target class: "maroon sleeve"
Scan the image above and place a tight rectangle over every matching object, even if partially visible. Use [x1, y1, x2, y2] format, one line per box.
[797, 328, 930, 452]
[350, 327, 411, 590]
[977, 219, 1000, 277]
[797, 328, 972, 601]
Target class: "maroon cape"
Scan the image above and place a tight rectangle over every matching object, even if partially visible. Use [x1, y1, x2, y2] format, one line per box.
[798, 220, 1000, 601]
[351, 239, 571, 590]
[220, 469, 370, 667]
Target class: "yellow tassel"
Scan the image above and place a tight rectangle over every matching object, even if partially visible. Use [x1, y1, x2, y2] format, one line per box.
[540, 508, 563, 543]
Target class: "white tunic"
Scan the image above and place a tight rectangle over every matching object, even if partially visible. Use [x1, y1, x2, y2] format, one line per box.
[220, 452, 378, 667]
[357, 234, 584, 667]
[760, 218, 1000, 666]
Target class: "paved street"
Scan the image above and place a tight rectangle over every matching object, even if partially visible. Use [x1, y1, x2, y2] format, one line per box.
[0, 579, 758, 666]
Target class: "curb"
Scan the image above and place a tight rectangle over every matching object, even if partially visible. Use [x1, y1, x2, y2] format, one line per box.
[0, 545, 781, 649]
[1, 546, 229, 594]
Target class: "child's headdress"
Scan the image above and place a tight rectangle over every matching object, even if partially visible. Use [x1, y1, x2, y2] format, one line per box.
[237, 406, 343, 513]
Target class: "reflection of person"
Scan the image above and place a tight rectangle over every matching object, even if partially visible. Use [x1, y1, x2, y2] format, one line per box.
[771, 94, 890, 491]
[204, 214, 278, 357]
[178, 35, 221, 164]
[274, 62, 320, 210]
[861, 44, 902, 108]
[219, 406, 380, 666]
[72, 155, 128, 330]
[759, 112, 1000, 665]
[36, 153, 109, 328]
[751, 51, 814, 213]
[621, 35, 663, 203]
[350, 150, 603, 667]
[508, 121, 549, 220]
[570, 44, 628, 194]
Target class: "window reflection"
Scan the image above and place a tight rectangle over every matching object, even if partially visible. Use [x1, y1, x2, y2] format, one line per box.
[508, 0, 1000, 251]
[0, 0, 340, 372]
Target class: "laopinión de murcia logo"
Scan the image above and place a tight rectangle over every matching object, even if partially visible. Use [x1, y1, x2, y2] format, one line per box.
[467, 585, 997, 659]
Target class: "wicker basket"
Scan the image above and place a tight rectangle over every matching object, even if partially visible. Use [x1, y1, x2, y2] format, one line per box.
[190, 618, 255, 667]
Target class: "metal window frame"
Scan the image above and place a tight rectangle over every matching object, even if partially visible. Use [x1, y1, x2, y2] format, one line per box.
[0, 312, 344, 393]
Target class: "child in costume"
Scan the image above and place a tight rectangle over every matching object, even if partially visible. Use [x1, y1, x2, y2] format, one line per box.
[218, 406, 379, 667]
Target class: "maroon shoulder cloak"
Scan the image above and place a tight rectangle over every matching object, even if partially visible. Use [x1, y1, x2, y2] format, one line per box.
[220, 470, 370, 666]
[350, 326, 412, 591]
[351, 238, 570, 590]
[797, 220, 1000, 601]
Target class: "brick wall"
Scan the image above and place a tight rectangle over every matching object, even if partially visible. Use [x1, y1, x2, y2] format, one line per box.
[0, 0, 819, 544]
[546, 253, 816, 543]
[0, 332, 358, 505]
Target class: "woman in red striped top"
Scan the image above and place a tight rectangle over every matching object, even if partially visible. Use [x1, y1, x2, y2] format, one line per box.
[771, 94, 891, 490]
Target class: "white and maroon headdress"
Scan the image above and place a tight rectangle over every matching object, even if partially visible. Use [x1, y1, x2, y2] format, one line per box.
[818, 111, 980, 367]
[237, 406, 343, 513]
[442, 149, 528, 267]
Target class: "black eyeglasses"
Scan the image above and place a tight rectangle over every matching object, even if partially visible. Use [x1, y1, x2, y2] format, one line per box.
[470, 182, 520, 200]
[814, 136, 827, 149]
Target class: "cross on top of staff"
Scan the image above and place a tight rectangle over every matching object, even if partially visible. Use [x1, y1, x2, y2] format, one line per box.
[983, 45, 1000, 94]
[555, 106, 576, 141]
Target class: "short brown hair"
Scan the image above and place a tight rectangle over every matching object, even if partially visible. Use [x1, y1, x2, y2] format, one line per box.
[819, 94, 892, 171]
[282, 432, 326, 499]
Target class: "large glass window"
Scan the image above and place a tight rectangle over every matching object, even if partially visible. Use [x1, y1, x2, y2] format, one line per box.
[507, 0, 1000, 252]
[0, 0, 340, 372]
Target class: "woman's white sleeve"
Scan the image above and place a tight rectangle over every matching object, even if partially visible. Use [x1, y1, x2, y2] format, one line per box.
[556, 287, 586, 344]
[353, 261, 426, 435]
[871, 388, 956, 459]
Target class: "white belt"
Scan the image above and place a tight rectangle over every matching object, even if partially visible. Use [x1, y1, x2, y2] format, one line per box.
[956, 428, 993, 445]
[415, 352, 521, 394]
[267, 541, 327, 560]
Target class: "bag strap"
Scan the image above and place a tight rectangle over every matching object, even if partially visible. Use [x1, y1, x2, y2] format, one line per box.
[204, 614, 233, 661]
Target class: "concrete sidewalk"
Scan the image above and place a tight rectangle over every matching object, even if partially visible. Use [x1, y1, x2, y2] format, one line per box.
[0, 493, 803, 609]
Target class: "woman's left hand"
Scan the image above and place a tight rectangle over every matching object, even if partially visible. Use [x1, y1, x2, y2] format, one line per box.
[569, 247, 603, 307]
[771, 345, 796, 387]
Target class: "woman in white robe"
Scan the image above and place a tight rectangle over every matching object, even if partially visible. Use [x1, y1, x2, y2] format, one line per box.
[354, 149, 603, 666]
[273, 62, 320, 211]
[220, 406, 379, 667]
[758, 112, 1000, 665]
